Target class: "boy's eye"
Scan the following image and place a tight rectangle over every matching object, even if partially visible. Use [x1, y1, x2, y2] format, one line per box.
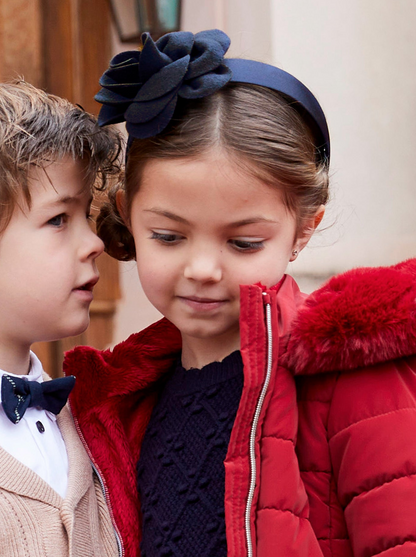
[229, 239, 265, 252]
[47, 213, 67, 227]
[150, 231, 183, 244]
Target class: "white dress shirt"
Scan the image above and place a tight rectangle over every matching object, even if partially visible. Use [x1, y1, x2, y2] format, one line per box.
[0, 352, 69, 498]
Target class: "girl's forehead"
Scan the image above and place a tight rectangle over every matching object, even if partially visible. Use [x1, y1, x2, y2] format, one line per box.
[132, 154, 291, 224]
[138, 151, 279, 199]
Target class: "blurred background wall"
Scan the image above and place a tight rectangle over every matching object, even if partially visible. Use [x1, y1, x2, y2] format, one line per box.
[1, 0, 415, 362]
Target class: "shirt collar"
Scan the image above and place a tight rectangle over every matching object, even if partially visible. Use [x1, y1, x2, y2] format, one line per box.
[0, 351, 44, 404]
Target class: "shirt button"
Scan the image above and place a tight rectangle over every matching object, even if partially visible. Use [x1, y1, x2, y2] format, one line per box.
[36, 421, 45, 433]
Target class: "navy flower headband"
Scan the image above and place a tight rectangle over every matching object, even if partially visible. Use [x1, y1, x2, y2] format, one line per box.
[95, 30, 232, 139]
[95, 29, 330, 165]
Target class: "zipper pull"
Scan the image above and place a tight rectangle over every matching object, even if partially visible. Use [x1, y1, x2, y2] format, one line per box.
[262, 291, 271, 305]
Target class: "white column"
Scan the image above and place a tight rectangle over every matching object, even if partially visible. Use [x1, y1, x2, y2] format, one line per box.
[271, 0, 416, 274]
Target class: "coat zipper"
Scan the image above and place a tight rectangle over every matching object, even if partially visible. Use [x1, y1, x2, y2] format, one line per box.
[70, 408, 124, 557]
[244, 293, 273, 557]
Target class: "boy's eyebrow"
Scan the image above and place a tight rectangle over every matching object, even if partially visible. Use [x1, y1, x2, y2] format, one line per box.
[144, 208, 278, 227]
[43, 194, 93, 208]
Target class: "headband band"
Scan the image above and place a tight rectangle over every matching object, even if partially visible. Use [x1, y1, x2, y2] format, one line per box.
[95, 30, 330, 166]
[225, 58, 330, 164]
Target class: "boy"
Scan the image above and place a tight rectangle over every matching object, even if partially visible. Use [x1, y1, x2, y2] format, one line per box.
[0, 81, 121, 556]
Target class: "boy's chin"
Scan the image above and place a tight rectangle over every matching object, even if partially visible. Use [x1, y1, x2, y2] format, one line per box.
[63, 318, 91, 340]
[36, 316, 91, 345]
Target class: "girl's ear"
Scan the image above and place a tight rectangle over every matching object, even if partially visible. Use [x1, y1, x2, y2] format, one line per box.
[116, 189, 130, 229]
[290, 205, 325, 261]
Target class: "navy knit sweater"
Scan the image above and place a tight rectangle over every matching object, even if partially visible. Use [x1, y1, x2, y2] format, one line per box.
[137, 350, 244, 557]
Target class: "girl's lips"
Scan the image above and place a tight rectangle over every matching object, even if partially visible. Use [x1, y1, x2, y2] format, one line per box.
[178, 296, 227, 312]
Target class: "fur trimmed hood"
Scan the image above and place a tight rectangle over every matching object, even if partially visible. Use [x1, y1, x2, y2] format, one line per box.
[284, 258, 416, 375]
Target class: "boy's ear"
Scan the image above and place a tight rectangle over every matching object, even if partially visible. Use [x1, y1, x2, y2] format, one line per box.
[116, 190, 130, 228]
[290, 205, 325, 261]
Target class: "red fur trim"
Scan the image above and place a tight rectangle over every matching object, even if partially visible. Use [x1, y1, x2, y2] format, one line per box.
[284, 259, 416, 374]
[66, 318, 181, 410]
[64, 318, 181, 557]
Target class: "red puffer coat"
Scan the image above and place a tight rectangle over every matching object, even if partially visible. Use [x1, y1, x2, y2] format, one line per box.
[285, 258, 416, 557]
[64, 258, 416, 557]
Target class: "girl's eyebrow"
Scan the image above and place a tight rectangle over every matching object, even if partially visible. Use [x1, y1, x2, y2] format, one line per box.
[144, 208, 189, 224]
[228, 217, 279, 227]
[144, 208, 278, 227]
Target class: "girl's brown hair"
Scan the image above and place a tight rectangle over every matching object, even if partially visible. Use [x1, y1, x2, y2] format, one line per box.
[97, 83, 329, 261]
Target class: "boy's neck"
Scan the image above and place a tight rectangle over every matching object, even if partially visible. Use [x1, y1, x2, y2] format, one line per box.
[0, 343, 32, 375]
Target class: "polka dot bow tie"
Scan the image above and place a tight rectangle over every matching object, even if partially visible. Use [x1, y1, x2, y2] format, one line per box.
[1, 374, 76, 424]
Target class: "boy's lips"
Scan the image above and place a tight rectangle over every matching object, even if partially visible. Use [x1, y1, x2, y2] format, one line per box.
[74, 275, 99, 291]
[73, 276, 99, 302]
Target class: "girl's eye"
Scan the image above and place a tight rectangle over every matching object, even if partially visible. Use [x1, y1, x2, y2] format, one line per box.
[47, 213, 67, 227]
[150, 231, 183, 244]
[229, 239, 265, 252]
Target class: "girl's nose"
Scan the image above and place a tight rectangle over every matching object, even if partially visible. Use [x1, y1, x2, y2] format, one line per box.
[183, 251, 223, 283]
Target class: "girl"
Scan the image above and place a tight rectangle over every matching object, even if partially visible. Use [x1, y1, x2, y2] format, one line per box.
[64, 30, 416, 557]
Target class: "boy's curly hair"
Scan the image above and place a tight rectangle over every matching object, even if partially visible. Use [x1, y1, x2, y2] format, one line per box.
[0, 80, 122, 232]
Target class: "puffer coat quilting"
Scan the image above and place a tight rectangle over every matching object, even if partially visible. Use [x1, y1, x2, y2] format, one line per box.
[285, 258, 416, 557]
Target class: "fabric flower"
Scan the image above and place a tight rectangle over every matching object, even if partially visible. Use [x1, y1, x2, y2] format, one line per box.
[95, 30, 232, 139]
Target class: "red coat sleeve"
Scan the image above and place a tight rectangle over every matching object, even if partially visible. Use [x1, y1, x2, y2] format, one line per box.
[328, 355, 416, 557]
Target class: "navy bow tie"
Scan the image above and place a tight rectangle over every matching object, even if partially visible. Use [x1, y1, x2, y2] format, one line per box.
[1, 374, 76, 424]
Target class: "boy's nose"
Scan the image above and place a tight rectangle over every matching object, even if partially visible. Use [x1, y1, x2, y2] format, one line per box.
[183, 251, 222, 283]
[81, 227, 105, 261]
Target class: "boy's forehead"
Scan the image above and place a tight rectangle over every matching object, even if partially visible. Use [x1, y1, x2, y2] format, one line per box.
[28, 157, 92, 200]
[12, 157, 93, 216]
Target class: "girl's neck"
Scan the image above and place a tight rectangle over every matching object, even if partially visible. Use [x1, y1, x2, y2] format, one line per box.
[180, 332, 240, 370]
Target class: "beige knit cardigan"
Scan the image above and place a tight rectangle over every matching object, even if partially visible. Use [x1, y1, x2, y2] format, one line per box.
[0, 403, 119, 557]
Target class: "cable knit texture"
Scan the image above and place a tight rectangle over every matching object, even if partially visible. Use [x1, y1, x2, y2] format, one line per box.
[138, 351, 244, 556]
[0, 402, 118, 557]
